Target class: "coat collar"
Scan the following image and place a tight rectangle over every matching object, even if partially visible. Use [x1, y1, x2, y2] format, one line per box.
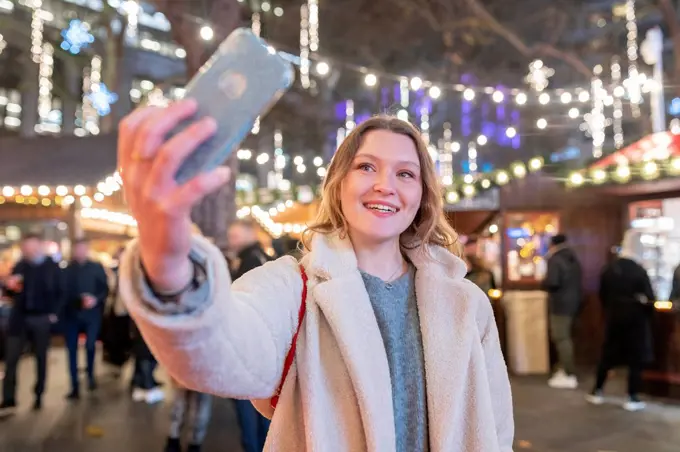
[303, 232, 468, 281]
[300, 233, 477, 451]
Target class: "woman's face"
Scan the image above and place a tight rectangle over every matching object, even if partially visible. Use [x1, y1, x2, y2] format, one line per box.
[339, 129, 423, 246]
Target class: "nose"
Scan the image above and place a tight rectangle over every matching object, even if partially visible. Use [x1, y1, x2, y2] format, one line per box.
[373, 170, 396, 195]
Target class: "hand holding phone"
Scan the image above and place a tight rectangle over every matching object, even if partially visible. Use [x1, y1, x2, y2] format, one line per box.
[118, 28, 293, 293]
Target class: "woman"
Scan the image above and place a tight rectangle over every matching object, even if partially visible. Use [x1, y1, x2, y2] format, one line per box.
[117, 100, 513, 451]
[586, 232, 655, 412]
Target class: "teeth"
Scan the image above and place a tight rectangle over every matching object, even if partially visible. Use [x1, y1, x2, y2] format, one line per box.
[366, 203, 397, 213]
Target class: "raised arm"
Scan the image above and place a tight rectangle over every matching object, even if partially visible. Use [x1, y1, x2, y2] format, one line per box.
[119, 234, 304, 399]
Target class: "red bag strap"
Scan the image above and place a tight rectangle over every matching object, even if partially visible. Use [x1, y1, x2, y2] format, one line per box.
[270, 264, 308, 409]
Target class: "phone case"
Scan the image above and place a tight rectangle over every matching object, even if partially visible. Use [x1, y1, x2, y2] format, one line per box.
[172, 28, 295, 185]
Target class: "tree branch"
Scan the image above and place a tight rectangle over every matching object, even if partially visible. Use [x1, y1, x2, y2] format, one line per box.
[462, 0, 592, 78]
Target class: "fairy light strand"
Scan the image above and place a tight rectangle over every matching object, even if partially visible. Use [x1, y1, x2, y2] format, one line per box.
[308, 0, 319, 53]
[590, 75, 606, 158]
[345, 99, 355, 132]
[611, 57, 624, 149]
[625, 0, 642, 118]
[439, 122, 454, 186]
[30, 0, 44, 64]
[299, 3, 310, 89]
[37, 42, 54, 132]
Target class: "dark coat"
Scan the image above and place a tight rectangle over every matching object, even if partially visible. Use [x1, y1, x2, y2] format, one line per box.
[229, 243, 272, 281]
[599, 257, 656, 367]
[63, 260, 109, 316]
[541, 246, 583, 316]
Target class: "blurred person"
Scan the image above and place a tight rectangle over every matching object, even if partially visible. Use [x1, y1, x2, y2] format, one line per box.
[586, 232, 655, 412]
[116, 103, 513, 451]
[0, 233, 64, 414]
[130, 320, 164, 404]
[464, 238, 497, 294]
[63, 238, 110, 398]
[541, 234, 582, 389]
[165, 378, 213, 452]
[669, 261, 680, 302]
[227, 219, 272, 452]
[102, 246, 133, 377]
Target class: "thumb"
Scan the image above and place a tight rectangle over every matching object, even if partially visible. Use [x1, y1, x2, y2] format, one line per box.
[172, 166, 231, 210]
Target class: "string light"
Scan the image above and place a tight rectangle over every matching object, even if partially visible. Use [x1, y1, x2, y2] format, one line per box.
[0, 33, 6, 56]
[122, 0, 139, 41]
[30, 0, 44, 63]
[611, 57, 624, 149]
[439, 122, 454, 186]
[308, 0, 319, 52]
[588, 75, 606, 158]
[80, 56, 102, 136]
[625, 0, 642, 117]
[525, 59, 554, 92]
[299, 3, 310, 89]
[36, 42, 54, 133]
[400, 78, 409, 108]
[420, 105, 430, 144]
[345, 99, 355, 132]
[467, 142, 478, 174]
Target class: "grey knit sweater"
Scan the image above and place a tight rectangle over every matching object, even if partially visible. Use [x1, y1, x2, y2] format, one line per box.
[359, 266, 429, 452]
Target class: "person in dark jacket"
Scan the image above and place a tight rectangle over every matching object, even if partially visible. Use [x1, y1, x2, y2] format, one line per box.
[669, 262, 680, 302]
[541, 234, 582, 389]
[586, 234, 655, 412]
[62, 238, 109, 398]
[464, 238, 497, 294]
[0, 233, 65, 414]
[226, 219, 272, 452]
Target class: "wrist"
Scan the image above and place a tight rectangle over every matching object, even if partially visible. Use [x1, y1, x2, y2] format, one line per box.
[140, 255, 193, 294]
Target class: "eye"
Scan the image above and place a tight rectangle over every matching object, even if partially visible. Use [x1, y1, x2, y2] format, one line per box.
[398, 171, 415, 179]
[357, 162, 375, 172]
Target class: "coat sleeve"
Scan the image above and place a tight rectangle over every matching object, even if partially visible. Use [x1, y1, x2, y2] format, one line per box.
[541, 257, 560, 292]
[479, 296, 514, 452]
[118, 235, 304, 399]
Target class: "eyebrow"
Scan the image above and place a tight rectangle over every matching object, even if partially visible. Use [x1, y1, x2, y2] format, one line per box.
[354, 152, 421, 169]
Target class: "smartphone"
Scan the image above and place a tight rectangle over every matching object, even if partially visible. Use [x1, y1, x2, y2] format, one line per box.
[172, 28, 295, 185]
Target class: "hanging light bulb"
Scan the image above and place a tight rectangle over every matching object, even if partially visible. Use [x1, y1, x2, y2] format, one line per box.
[199, 25, 214, 41]
[364, 73, 377, 87]
[515, 92, 528, 105]
[428, 86, 441, 99]
[409, 77, 423, 91]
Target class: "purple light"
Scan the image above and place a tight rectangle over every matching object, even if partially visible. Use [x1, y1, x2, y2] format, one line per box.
[334, 101, 346, 121]
[511, 110, 520, 149]
[381, 87, 389, 111]
[461, 74, 474, 138]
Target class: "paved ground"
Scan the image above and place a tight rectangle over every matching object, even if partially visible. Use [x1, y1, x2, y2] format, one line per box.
[1, 349, 679, 452]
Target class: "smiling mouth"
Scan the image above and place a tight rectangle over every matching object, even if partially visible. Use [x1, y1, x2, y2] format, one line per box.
[364, 203, 399, 213]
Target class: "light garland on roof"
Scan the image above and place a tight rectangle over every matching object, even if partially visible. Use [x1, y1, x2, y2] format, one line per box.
[0, 171, 123, 207]
[236, 202, 308, 238]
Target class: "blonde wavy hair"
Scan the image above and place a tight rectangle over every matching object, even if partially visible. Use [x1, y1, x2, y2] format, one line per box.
[302, 115, 460, 257]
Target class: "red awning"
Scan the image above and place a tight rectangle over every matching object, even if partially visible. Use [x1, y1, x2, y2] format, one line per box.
[589, 132, 680, 169]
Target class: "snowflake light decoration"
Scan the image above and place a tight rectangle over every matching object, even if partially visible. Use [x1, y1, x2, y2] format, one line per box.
[60, 19, 95, 55]
[87, 84, 118, 116]
[525, 59, 555, 92]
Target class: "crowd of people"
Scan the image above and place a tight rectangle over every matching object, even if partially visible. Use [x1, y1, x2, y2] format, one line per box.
[0, 220, 301, 452]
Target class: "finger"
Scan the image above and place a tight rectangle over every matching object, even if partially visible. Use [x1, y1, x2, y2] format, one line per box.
[117, 106, 162, 176]
[146, 117, 217, 191]
[169, 167, 231, 211]
[131, 98, 198, 162]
